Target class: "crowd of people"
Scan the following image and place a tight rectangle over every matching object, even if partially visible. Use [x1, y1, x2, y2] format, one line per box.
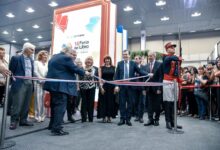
[179, 59, 220, 121]
[0, 41, 219, 136]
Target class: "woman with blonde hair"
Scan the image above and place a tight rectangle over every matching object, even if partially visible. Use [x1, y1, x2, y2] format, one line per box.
[34, 50, 48, 122]
[0, 47, 8, 107]
[79, 56, 98, 122]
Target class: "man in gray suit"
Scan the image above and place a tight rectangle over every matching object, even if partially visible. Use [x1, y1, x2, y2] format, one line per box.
[9, 42, 36, 130]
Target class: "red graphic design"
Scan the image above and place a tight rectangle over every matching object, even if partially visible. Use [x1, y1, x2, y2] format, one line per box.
[55, 14, 68, 32]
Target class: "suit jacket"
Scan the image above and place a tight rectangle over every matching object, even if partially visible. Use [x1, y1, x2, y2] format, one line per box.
[132, 64, 145, 90]
[9, 54, 34, 91]
[114, 60, 147, 81]
[44, 52, 85, 96]
[144, 61, 163, 93]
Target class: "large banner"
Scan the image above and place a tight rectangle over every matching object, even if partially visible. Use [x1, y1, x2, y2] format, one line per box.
[53, 5, 102, 66]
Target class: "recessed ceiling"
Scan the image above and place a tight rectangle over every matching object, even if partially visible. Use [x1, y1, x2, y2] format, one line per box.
[0, 0, 220, 47]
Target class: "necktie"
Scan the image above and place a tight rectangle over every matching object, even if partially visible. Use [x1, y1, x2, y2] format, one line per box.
[150, 63, 153, 73]
[124, 61, 129, 79]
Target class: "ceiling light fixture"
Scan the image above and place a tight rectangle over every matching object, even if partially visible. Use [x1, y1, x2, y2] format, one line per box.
[190, 30, 196, 33]
[37, 35, 43, 39]
[23, 38, 29, 41]
[32, 24, 40, 29]
[167, 33, 173, 35]
[123, 6, 133, 12]
[161, 16, 169, 21]
[133, 20, 142, 25]
[214, 28, 220, 31]
[184, 0, 197, 9]
[156, 0, 166, 6]
[11, 40, 16, 43]
[48, 1, 58, 7]
[16, 28, 23, 32]
[2, 31, 9, 35]
[191, 12, 201, 17]
[6, 13, 15, 18]
[25, 7, 35, 13]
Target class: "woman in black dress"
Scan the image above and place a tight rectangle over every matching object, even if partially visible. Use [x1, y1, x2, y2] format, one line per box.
[97, 56, 116, 123]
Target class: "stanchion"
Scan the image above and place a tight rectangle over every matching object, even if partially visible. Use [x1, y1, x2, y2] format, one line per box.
[209, 87, 212, 121]
[168, 80, 184, 134]
[0, 76, 16, 149]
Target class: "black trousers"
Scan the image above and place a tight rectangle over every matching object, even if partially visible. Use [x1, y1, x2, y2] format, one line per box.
[217, 87, 220, 120]
[80, 88, 95, 122]
[148, 92, 162, 121]
[0, 86, 5, 105]
[66, 96, 76, 119]
[133, 89, 145, 119]
[49, 92, 67, 132]
[188, 91, 198, 115]
[76, 91, 81, 109]
[164, 101, 174, 123]
[180, 89, 188, 111]
[119, 86, 134, 121]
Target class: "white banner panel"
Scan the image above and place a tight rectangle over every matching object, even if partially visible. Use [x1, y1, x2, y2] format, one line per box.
[141, 30, 146, 51]
[53, 5, 102, 67]
[122, 29, 128, 50]
[116, 32, 122, 63]
[108, 3, 116, 66]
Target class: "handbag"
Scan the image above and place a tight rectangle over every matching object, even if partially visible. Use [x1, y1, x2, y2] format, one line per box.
[44, 92, 51, 108]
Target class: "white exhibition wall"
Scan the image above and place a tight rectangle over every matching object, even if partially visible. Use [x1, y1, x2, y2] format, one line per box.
[53, 5, 102, 67]
[128, 31, 220, 67]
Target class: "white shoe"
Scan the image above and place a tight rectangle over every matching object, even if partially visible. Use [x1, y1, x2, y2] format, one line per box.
[35, 117, 41, 123]
[41, 116, 45, 122]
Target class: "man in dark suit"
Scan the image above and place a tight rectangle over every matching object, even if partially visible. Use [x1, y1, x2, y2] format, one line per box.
[9, 42, 36, 130]
[133, 55, 146, 123]
[114, 50, 150, 126]
[66, 49, 77, 123]
[44, 43, 89, 136]
[144, 51, 163, 126]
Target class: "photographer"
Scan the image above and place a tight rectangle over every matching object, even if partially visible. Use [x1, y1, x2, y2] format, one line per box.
[180, 69, 193, 116]
[205, 63, 215, 82]
[214, 57, 220, 122]
[188, 67, 198, 118]
[205, 62, 218, 119]
[194, 66, 209, 120]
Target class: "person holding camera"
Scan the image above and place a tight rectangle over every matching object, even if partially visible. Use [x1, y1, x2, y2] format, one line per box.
[214, 58, 220, 122]
[180, 69, 193, 116]
[194, 66, 209, 120]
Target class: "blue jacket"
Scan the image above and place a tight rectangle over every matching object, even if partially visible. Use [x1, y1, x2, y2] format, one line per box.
[162, 55, 180, 79]
[9, 54, 34, 91]
[43, 52, 85, 96]
[114, 60, 147, 80]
